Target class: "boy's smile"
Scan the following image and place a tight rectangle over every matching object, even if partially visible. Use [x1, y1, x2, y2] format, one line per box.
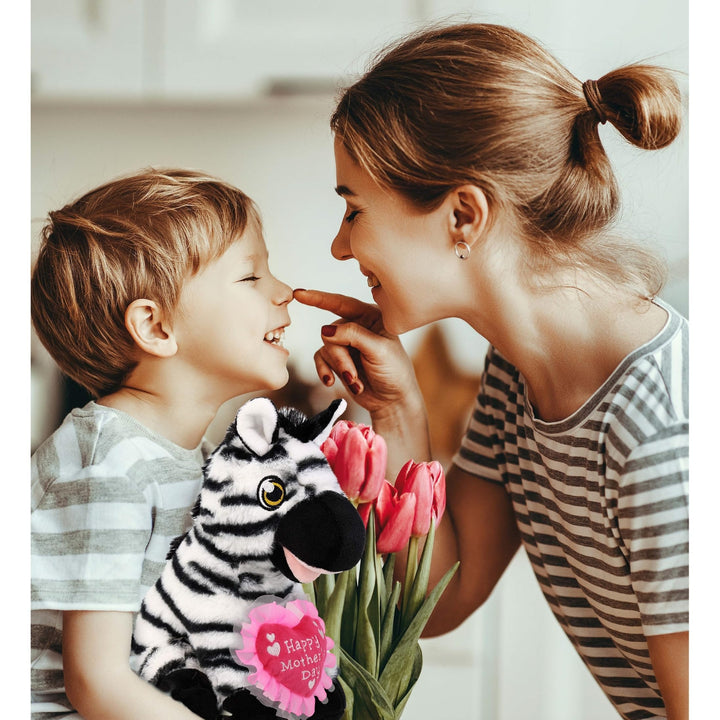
[263, 327, 287, 347]
[173, 224, 293, 399]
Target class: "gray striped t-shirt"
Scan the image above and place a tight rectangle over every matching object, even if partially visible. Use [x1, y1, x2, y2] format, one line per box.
[31, 402, 212, 717]
[453, 299, 688, 720]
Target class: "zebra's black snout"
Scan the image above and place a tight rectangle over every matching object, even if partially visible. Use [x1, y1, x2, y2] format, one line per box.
[274, 492, 365, 579]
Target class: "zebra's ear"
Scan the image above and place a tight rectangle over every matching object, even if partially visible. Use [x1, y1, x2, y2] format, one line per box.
[310, 398, 347, 446]
[234, 397, 279, 456]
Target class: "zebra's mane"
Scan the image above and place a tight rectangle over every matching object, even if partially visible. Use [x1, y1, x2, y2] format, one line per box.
[277, 399, 343, 444]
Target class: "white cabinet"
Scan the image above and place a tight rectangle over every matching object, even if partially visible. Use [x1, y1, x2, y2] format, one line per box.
[31, 0, 423, 101]
[160, 0, 415, 100]
[31, 0, 146, 99]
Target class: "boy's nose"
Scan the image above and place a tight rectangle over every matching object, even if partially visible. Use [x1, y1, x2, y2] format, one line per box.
[274, 278, 294, 305]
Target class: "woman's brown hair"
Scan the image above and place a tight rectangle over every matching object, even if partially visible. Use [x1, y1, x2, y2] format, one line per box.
[331, 23, 682, 297]
[31, 168, 260, 398]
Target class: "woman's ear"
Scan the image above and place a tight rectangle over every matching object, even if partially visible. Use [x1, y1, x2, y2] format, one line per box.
[125, 299, 178, 358]
[447, 184, 490, 249]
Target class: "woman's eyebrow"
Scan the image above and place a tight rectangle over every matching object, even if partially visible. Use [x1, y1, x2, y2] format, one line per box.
[334, 185, 356, 197]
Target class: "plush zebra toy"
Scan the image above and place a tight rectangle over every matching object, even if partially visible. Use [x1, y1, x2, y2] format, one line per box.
[131, 397, 366, 720]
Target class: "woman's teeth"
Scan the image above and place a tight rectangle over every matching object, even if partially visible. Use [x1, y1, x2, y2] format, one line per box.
[367, 274, 380, 289]
[264, 329, 285, 346]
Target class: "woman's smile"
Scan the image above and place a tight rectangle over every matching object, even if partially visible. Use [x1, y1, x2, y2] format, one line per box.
[362, 268, 381, 289]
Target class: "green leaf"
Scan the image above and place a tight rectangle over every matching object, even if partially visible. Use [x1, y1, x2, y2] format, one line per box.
[324, 568, 350, 649]
[355, 603, 377, 677]
[375, 553, 386, 619]
[379, 561, 458, 705]
[337, 675, 354, 720]
[339, 648, 396, 720]
[382, 553, 396, 604]
[401, 536, 419, 627]
[357, 512, 377, 612]
[355, 512, 379, 675]
[302, 581, 316, 605]
[379, 580, 402, 673]
[393, 644, 423, 716]
[314, 572, 335, 617]
[405, 519, 436, 625]
[341, 568, 358, 655]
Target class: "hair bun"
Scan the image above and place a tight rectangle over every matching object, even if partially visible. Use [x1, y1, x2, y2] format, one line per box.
[597, 64, 682, 149]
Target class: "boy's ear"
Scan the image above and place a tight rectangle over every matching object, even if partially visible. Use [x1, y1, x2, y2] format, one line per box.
[125, 299, 178, 358]
[447, 184, 490, 249]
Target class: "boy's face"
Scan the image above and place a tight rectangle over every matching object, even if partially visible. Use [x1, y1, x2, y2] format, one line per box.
[172, 223, 293, 398]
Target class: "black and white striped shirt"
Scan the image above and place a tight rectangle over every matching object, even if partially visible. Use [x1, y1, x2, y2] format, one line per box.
[453, 299, 688, 720]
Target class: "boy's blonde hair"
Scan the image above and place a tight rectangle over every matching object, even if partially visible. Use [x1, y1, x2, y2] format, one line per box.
[31, 168, 261, 398]
[332, 23, 683, 297]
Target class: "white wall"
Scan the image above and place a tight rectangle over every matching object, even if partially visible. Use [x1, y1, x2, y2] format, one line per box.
[30, 2, 689, 718]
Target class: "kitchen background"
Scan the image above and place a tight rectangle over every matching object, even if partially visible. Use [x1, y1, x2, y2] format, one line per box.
[28, 1, 692, 718]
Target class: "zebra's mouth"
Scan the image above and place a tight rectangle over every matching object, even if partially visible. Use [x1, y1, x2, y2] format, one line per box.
[282, 547, 329, 583]
[273, 492, 366, 583]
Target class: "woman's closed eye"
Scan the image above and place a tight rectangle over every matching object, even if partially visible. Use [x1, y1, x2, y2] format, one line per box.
[345, 210, 360, 223]
[239, 275, 260, 283]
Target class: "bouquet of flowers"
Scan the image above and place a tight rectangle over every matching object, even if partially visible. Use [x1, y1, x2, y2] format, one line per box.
[304, 421, 459, 720]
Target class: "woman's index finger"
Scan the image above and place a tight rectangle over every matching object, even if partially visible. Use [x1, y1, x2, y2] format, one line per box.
[293, 288, 374, 321]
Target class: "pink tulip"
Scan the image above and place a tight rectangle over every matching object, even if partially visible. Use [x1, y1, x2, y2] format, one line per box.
[321, 421, 387, 504]
[375, 480, 416, 554]
[394, 460, 446, 537]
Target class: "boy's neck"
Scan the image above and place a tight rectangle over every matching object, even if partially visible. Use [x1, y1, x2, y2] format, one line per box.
[98, 385, 220, 450]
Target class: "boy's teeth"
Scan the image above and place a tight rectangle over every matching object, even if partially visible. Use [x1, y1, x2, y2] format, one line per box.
[367, 274, 380, 288]
[264, 329, 284, 344]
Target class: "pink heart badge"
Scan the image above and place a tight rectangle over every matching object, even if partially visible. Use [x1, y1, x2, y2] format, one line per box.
[235, 597, 337, 719]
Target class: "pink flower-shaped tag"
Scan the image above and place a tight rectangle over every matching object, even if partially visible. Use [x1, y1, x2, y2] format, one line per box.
[235, 597, 337, 719]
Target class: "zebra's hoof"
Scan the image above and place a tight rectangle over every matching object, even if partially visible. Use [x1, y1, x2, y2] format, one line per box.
[159, 668, 218, 720]
[222, 688, 278, 719]
[311, 680, 346, 719]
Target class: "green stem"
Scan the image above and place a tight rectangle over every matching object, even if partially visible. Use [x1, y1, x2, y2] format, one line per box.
[401, 536, 419, 620]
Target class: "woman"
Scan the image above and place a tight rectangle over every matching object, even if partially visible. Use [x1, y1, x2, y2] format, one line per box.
[295, 22, 688, 720]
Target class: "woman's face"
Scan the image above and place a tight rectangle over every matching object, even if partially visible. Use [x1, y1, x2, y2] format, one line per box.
[331, 138, 459, 335]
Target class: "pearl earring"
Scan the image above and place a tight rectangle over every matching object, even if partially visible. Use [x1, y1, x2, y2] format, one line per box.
[454, 241, 471, 260]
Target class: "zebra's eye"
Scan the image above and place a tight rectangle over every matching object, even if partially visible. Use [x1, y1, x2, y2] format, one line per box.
[258, 477, 286, 510]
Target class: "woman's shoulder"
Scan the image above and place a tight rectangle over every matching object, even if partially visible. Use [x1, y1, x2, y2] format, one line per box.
[611, 298, 688, 424]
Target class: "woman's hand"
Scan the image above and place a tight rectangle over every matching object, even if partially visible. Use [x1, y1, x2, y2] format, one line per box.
[294, 289, 413, 411]
[294, 289, 431, 473]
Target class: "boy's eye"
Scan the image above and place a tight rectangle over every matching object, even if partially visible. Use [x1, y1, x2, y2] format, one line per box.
[345, 210, 360, 223]
[240, 275, 260, 283]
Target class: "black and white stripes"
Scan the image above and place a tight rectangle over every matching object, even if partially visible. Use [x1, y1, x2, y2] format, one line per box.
[454, 299, 688, 720]
[130, 398, 365, 717]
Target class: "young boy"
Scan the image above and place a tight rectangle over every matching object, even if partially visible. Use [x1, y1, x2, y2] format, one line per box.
[30, 168, 294, 719]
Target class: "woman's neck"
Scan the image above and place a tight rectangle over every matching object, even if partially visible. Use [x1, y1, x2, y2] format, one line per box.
[466, 269, 667, 423]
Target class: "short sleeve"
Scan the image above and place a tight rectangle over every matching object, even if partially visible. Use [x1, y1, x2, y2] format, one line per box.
[31, 473, 153, 612]
[451, 351, 507, 485]
[617, 423, 689, 636]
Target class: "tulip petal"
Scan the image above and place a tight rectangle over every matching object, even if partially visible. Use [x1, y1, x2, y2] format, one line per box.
[357, 502, 372, 527]
[320, 437, 338, 466]
[394, 460, 433, 537]
[374, 481, 396, 529]
[336, 427, 368, 499]
[328, 420, 353, 446]
[430, 461, 447, 523]
[376, 492, 416, 554]
[358, 434, 388, 503]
